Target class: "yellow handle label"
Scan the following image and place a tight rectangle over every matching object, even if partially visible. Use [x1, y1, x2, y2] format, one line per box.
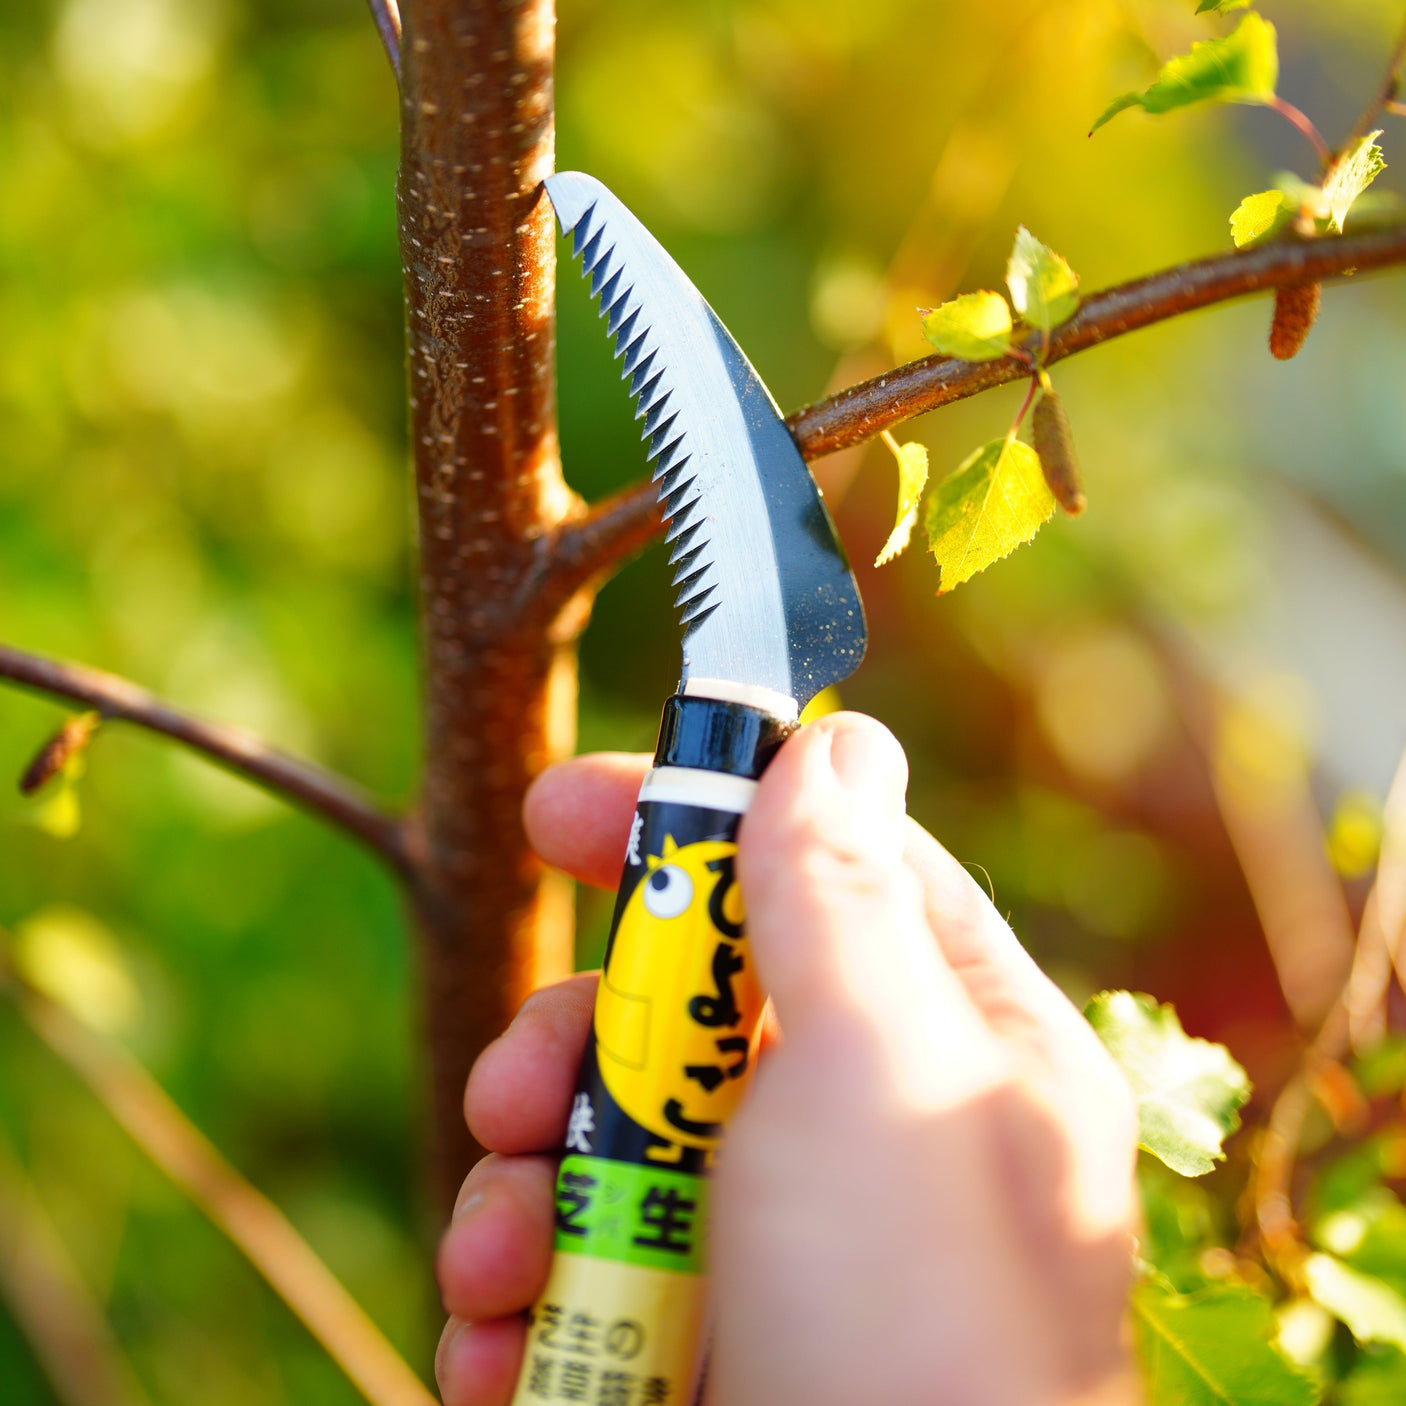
[594, 835, 763, 1150]
[511, 1251, 707, 1406]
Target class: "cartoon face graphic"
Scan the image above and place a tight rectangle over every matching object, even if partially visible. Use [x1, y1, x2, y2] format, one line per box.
[593, 833, 763, 1149]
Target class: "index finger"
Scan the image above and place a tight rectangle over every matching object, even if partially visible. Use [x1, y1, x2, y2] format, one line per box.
[523, 752, 650, 889]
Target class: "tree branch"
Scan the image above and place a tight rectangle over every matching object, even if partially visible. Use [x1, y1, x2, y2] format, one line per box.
[0, 644, 412, 880]
[366, 0, 401, 81]
[548, 225, 1406, 580]
[536, 481, 666, 609]
[787, 223, 1406, 458]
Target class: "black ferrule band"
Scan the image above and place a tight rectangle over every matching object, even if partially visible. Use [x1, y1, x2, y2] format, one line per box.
[653, 694, 796, 779]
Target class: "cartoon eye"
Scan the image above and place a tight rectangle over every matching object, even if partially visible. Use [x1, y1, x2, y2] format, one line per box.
[643, 864, 693, 919]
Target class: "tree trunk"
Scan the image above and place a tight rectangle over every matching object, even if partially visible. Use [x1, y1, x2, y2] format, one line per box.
[397, 0, 579, 1214]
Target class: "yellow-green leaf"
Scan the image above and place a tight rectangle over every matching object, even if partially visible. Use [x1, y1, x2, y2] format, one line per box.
[875, 440, 929, 566]
[29, 775, 82, 839]
[1005, 227, 1080, 331]
[1230, 189, 1294, 248]
[924, 438, 1055, 594]
[1134, 1277, 1320, 1406]
[1092, 13, 1279, 133]
[1086, 990, 1250, 1176]
[919, 290, 1012, 362]
[1305, 1254, 1406, 1353]
[1196, 0, 1252, 12]
[12, 905, 142, 1033]
[1322, 132, 1386, 233]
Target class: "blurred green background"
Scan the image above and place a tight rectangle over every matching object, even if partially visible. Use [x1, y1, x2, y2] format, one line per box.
[2, 0, 1405, 1399]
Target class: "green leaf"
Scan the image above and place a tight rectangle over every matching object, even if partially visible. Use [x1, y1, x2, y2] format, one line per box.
[1196, 0, 1253, 12]
[1091, 13, 1279, 133]
[1322, 131, 1386, 233]
[1133, 1277, 1320, 1406]
[1005, 227, 1080, 331]
[923, 438, 1055, 594]
[1339, 1346, 1406, 1406]
[1304, 1253, 1406, 1353]
[875, 440, 929, 566]
[1085, 991, 1250, 1176]
[1230, 189, 1294, 248]
[919, 290, 1012, 361]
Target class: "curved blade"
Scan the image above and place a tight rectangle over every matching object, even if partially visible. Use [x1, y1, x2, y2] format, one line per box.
[546, 171, 866, 712]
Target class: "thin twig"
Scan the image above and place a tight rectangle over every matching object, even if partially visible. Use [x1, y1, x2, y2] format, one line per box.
[0, 644, 412, 879]
[787, 222, 1406, 458]
[3, 963, 436, 1406]
[0, 1130, 152, 1406]
[366, 0, 402, 81]
[1267, 95, 1334, 169]
[1347, 11, 1406, 146]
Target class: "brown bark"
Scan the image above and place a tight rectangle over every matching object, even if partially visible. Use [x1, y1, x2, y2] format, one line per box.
[397, 0, 583, 1212]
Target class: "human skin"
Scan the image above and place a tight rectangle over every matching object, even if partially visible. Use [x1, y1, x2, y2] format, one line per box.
[435, 713, 1141, 1406]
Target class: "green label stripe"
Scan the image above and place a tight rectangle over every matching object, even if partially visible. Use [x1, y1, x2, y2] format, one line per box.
[553, 1155, 708, 1274]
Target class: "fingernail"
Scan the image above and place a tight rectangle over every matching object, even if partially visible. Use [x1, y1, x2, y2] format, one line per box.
[827, 719, 906, 802]
[453, 1189, 486, 1223]
[436, 1316, 471, 1388]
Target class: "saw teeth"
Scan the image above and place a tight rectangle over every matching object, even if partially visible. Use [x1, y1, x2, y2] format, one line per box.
[670, 539, 706, 574]
[569, 203, 598, 251]
[606, 297, 638, 338]
[682, 600, 719, 632]
[672, 556, 714, 590]
[632, 370, 665, 415]
[627, 353, 660, 396]
[610, 306, 641, 349]
[678, 586, 717, 626]
[559, 181, 722, 641]
[666, 516, 705, 553]
[592, 263, 624, 305]
[620, 334, 653, 378]
[662, 480, 697, 518]
[641, 398, 676, 439]
[647, 415, 681, 457]
[664, 508, 704, 545]
[576, 225, 606, 270]
[653, 438, 689, 475]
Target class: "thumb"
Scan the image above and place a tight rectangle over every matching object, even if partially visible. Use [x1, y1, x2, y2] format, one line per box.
[737, 713, 1004, 1108]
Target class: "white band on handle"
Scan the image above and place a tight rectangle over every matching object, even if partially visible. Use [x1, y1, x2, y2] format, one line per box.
[680, 677, 799, 723]
[639, 765, 759, 813]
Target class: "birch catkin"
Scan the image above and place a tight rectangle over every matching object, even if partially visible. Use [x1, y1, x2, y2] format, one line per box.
[1032, 389, 1086, 516]
[1269, 282, 1320, 360]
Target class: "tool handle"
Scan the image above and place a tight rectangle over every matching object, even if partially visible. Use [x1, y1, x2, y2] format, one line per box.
[509, 695, 794, 1406]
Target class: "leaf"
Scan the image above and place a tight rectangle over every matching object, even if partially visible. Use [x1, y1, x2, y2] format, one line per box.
[919, 290, 1013, 361]
[1091, 13, 1279, 133]
[1338, 1346, 1406, 1406]
[1304, 1253, 1406, 1353]
[1005, 227, 1080, 331]
[1322, 132, 1386, 233]
[1230, 189, 1294, 248]
[875, 440, 929, 566]
[1197, 0, 1252, 12]
[924, 438, 1054, 594]
[1085, 991, 1251, 1176]
[12, 904, 142, 1034]
[1133, 1277, 1320, 1406]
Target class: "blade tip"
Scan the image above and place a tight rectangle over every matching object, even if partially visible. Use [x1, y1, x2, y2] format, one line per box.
[543, 171, 600, 235]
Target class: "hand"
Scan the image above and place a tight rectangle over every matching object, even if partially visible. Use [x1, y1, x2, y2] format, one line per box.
[436, 713, 1140, 1406]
